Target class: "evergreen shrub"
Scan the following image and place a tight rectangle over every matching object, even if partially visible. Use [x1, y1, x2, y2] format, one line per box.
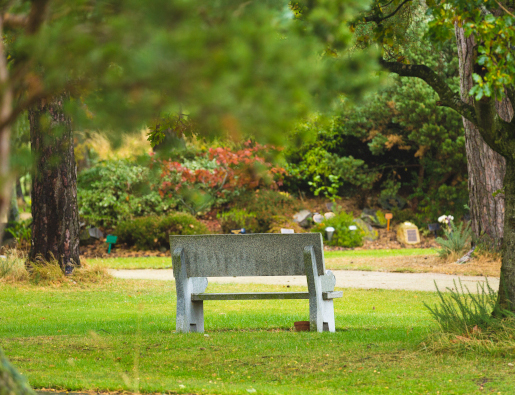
[218, 209, 260, 234]
[312, 211, 364, 247]
[117, 213, 208, 250]
[78, 159, 177, 226]
[230, 190, 302, 233]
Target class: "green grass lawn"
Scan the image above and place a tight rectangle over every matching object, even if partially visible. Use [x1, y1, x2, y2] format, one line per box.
[89, 248, 436, 270]
[2, 279, 514, 394]
[325, 248, 437, 259]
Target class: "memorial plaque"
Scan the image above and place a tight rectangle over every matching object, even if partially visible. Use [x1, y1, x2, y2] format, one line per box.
[406, 229, 418, 243]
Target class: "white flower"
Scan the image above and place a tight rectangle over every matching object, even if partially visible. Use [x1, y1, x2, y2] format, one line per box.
[448, 215, 454, 221]
[438, 215, 447, 223]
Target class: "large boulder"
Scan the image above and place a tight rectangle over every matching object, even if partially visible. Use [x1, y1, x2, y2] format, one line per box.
[293, 210, 312, 228]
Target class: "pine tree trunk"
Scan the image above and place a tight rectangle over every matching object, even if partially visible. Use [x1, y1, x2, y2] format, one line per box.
[0, 18, 12, 245]
[29, 95, 80, 274]
[499, 159, 515, 310]
[455, 27, 512, 242]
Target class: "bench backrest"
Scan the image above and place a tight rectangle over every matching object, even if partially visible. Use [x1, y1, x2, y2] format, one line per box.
[170, 233, 325, 277]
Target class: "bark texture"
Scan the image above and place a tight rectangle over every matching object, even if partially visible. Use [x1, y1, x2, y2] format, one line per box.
[0, 17, 13, 245]
[29, 95, 80, 274]
[455, 27, 511, 242]
[500, 159, 515, 310]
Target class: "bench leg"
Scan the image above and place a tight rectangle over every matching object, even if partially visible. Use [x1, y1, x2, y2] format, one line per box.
[304, 246, 323, 332]
[173, 247, 207, 333]
[322, 300, 335, 332]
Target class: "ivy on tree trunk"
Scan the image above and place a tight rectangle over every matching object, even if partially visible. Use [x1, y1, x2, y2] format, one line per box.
[28, 95, 80, 274]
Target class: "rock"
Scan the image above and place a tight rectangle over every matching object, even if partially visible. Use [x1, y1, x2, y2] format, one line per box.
[360, 209, 387, 228]
[293, 210, 312, 228]
[353, 218, 378, 241]
[88, 227, 103, 239]
[313, 213, 324, 224]
[79, 227, 103, 246]
[324, 212, 335, 220]
[396, 222, 421, 245]
[325, 202, 336, 211]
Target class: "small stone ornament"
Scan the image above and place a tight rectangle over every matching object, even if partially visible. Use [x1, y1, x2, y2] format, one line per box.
[313, 213, 324, 223]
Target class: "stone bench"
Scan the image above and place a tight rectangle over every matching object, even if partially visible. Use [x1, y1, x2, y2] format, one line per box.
[170, 233, 342, 333]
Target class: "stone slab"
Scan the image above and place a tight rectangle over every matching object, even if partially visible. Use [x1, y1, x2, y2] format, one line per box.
[170, 233, 325, 277]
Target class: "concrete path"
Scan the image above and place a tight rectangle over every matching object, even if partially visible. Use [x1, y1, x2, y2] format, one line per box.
[108, 269, 499, 293]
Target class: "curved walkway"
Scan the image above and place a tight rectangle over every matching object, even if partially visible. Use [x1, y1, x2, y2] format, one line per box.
[108, 269, 499, 293]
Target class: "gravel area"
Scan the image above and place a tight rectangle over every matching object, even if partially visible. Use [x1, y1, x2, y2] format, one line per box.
[108, 269, 499, 293]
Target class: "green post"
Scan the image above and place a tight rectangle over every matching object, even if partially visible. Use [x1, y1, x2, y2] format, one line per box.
[106, 234, 117, 253]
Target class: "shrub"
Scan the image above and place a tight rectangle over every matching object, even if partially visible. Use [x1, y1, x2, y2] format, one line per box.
[217, 209, 260, 234]
[117, 213, 208, 250]
[78, 159, 178, 227]
[4, 219, 32, 247]
[230, 190, 302, 233]
[312, 211, 364, 247]
[157, 141, 286, 214]
[435, 221, 472, 259]
[266, 216, 305, 234]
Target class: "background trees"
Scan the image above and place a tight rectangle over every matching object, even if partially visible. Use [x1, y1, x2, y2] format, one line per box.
[0, 0, 378, 270]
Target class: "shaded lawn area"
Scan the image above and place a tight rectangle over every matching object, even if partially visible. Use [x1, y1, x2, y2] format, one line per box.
[2, 279, 514, 394]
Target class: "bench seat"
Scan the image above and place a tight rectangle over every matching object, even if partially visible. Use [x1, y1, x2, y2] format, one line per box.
[191, 291, 343, 301]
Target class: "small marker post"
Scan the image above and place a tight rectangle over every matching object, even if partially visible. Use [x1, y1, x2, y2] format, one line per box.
[106, 234, 118, 253]
[385, 213, 393, 232]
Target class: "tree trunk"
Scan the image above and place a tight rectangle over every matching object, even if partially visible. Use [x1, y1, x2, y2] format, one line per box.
[29, 95, 80, 274]
[499, 159, 515, 310]
[0, 18, 13, 245]
[455, 27, 512, 242]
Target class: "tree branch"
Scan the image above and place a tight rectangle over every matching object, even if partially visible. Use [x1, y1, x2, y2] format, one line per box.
[26, 0, 50, 35]
[3, 13, 28, 30]
[364, 0, 412, 24]
[379, 59, 478, 124]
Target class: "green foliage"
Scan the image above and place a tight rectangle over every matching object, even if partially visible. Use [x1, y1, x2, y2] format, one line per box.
[5, 220, 32, 246]
[230, 190, 302, 233]
[424, 279, 514, 336]
[77, 160, 177, 227]
[312, 211, 364, 247]
[427, 0, 515, 100]
[217, 209, 259, 234]
[285, 19, 468, 221]
[435, 221, 472, 259]
[116, 214, 208, 250]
